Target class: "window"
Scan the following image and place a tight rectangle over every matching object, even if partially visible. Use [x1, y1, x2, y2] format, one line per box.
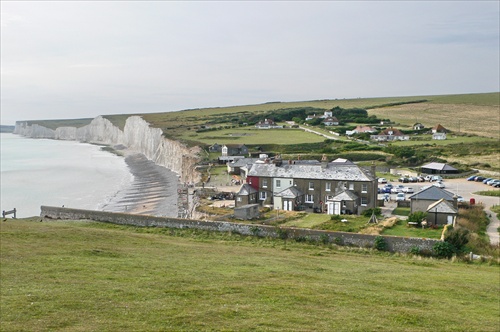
[361, 197, 368, 206]
[343, 182, 347, 190]
[326, 182, 331, 192]
[237, 197, 242, 202]
[349, 183, 354, 190]
[262, 179, 268, 188]
[276, 180, 281, 188]
[361, 184, 368, 193]
[305, 194, 314, 203]
[259, 192, 267, 200]
[309, 182, 314, 190]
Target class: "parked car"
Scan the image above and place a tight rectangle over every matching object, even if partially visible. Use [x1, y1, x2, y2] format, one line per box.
[493, 182, 500, 188]
[384, 183, 394, 188]
[433, 181, 445, 188]
[403, 187, 414, 193]
[398, 177, 410, 183]
[456, 195, 465, 203]
[489, 180, 500, 186]
[482, 178, 493, 184]
[430, 175, 443, 182]
[417, 176, 426, 182]
[378, 178, 388, 184]
[396, 193, 406, 201]
[474, 176, 486, 182]
[391, 185, 405, 193]
[487, 179, 499, 185]
[424, 175, 432, 181]
[382, 187, 392, 194]
[467, 176, 477, 181]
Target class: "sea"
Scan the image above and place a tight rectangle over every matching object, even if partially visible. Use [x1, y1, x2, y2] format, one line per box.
[0, 133, 134, 218]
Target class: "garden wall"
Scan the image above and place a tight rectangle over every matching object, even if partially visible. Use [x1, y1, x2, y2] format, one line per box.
[40, 206, 439, 253]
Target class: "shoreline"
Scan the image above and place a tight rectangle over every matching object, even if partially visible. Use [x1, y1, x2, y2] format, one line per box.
[101, 152, 179, 217]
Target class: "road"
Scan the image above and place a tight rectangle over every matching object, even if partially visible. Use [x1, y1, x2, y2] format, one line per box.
[299, 126, 341, 140]
[379, 178, 500, 245]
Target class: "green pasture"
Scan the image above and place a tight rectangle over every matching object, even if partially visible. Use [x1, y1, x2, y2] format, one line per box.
[388, 135, 496, 147]
[181, 127, 326, 145]
[1, 219, 499, 331]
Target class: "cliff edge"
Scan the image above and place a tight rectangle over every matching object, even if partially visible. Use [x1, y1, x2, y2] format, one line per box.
[14, 116, 201, 184]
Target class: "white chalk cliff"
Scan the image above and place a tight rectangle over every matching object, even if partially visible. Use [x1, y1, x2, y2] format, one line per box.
[14, 116, 201, 183]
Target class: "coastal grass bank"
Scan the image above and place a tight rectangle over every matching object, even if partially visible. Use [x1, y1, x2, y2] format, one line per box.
[1, 216, 499, 331]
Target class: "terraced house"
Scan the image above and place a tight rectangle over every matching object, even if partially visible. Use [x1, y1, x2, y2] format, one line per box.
[245, 157, 377, 215]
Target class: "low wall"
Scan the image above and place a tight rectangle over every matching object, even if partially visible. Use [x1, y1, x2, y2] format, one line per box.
[40, 206, 439, 253]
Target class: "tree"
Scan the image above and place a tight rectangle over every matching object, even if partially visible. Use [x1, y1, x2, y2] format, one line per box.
[407, 211, 427, 227]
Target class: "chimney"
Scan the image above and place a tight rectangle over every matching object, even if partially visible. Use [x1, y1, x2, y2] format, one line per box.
[453, 194, 458, 210]
[321, 154, 328, 168]
[371, 161, 376, 178]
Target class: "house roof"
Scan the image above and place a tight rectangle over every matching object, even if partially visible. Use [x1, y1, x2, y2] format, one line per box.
[421, 162, 457, 171]
[354, 125, 376, 133]
[330, 190, 358, 201]
[408, 186, 455, 201]
[432, 124, 447, 132]
[247, 162, 374, 181]
[274, 186, 304, 198]
[379, 127, 404, 136]
[237, 184, 258, 196]
[229, 158, 259, 168]
[427, 199, 457, 214]
[323, 116, 339, 123]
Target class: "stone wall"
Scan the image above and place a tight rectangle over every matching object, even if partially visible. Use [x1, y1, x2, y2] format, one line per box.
[41, 206, 439, 253]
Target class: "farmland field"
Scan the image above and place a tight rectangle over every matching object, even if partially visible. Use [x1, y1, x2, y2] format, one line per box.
[1, 219, 499, 331]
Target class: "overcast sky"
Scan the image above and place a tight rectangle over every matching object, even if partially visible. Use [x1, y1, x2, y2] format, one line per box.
[1, 1, 499, 125]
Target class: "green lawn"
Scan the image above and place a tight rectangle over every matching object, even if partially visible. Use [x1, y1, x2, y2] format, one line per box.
[381, 219, 443, 239]
[1, 219, 498, 331]
[474, 190, 500, 197]
[392, 207, 411, 216]
[180, 127, 327, 145]
[389, 135, 496, 147]
[281, 213, 330, 228]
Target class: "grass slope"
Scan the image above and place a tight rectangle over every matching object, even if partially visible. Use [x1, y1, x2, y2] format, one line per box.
[1, 219, 499, 331]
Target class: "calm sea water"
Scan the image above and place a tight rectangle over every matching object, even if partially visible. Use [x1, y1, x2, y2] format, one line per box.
[0, 133, 133, 218]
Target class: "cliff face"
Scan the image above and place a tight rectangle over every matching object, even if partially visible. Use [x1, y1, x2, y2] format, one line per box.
[14, 116, 201, 183]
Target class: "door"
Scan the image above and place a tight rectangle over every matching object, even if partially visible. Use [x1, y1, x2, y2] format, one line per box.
[447, 215, 453, 225]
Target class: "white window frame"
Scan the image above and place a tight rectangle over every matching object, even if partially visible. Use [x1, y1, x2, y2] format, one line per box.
[361, 197, 368, 206]
[259, 192, 267, 200]
[276, 180, 281, 188]
[361, 184, 368, 193]
[326, 182, 331, 192]
[305, 194, 314, 203]
[349, 183, 354, 190]
[309, 182, 314, 191]
[262, 179, 268, 188]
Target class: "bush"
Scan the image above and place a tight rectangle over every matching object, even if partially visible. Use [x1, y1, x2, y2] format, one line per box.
[409, 246, 421, 255]
[433, 241, 456, 258]
[374, 236, 387, 251]
[444, 227, 470, 253]
[330, 215, 342, 221]
[407, 211, 427, 227]
[362, 208, 382, 217]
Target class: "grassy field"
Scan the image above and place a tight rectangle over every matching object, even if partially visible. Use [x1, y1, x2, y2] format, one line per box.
[180, 127, 326, 145]
[381, 220, 443, 239]
[1, 219, 499, 331]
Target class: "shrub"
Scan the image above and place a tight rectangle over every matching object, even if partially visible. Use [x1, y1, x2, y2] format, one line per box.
[320, 234, 330, 245]
[444, 227, 470, 253]
[330, 215, 342, 221]
[407, 211, 427, 227]
[374, 236, 387, 251]
[409, 246, 421, 255]
[433, 241, 456, 258]
[362, 208, 382, 217]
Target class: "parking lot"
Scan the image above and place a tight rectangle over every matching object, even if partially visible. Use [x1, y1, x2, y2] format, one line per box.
[379, 178, 498, 207]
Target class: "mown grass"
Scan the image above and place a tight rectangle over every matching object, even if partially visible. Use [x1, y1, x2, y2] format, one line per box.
[473, 190, 500, 197]
[381, 220, 443, 239]
[1, 219, 499, 331]
[181, 127, 326, 145]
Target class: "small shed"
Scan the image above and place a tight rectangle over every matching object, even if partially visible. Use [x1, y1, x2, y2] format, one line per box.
[234, 204, 260, 220]
[426, 199, 458, 226]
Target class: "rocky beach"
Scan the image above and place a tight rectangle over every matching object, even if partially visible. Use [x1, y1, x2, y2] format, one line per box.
[101, 153, 179, 217]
